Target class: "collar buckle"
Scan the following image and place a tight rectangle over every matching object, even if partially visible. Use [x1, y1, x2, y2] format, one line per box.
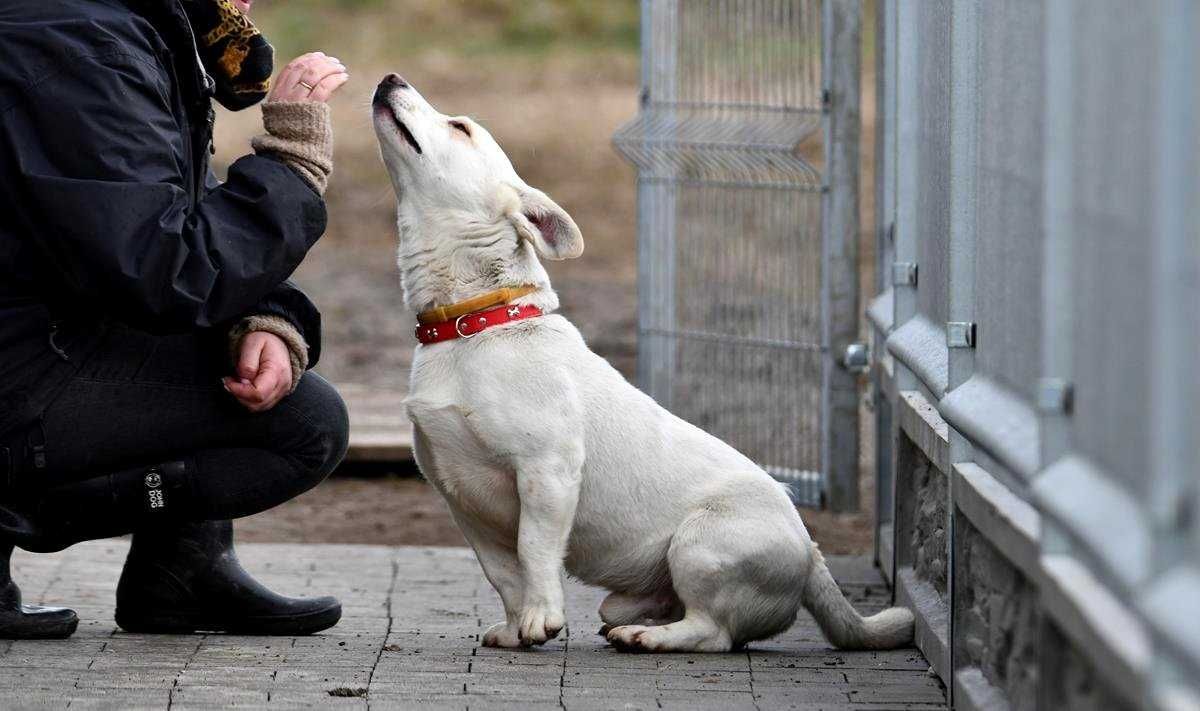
[454, 313, 479, 339]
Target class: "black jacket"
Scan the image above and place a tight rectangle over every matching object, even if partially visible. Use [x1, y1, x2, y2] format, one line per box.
[0, 0, 327, 435]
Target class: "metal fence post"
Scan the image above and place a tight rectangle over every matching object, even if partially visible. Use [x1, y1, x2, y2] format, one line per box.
[821, 0, 862, 512]
[891, 0, 920, 393]
[635, 0, 678, 411]
[872, 0, 900, 582]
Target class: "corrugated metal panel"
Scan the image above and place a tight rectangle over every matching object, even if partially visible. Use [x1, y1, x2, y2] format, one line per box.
[1067, 2, 1157, 501]
[975, 0, 1044, 399]
[913, 0, 952, 328]
[874, 0, 1199, 706]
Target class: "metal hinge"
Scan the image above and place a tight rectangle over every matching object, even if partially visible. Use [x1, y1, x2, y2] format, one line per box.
[892, 261, 918, 287]
[842, 343, 869, 373]
[1036, 378, 1074, 414]
[947, 322, 976, 349]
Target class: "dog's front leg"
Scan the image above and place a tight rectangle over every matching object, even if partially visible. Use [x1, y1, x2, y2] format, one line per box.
[513, 452, 582, 645]
[442, 504, 528, 648]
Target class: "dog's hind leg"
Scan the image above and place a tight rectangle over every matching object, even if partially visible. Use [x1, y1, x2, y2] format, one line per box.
[597, 591, 682, 635]
[605, 542, 737, 652]
[607, 486, 805, 653]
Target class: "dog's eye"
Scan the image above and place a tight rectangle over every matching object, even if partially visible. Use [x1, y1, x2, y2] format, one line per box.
[449, 120, 472, 138]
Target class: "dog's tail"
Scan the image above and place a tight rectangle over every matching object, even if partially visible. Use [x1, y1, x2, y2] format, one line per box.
[801, 546, 914, 650]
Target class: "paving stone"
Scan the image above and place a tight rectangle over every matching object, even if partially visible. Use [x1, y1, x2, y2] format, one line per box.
[4, 541, 946, 708]
[656, 692, 761, 709]
[847, 682, 948, 704]
[562, 671, 660, 690]
[561, 699, 659, 711]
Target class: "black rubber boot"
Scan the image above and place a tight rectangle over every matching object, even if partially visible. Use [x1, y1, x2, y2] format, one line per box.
[115, 520, 342, 635]
[0, 460, 191, 554]
[0, 543, 78, 639]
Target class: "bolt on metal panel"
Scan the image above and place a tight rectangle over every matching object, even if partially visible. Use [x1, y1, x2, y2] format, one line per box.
[614, 0, 859, 509]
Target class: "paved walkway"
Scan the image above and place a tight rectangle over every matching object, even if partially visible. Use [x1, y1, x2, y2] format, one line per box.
[5, 542, 945, 710]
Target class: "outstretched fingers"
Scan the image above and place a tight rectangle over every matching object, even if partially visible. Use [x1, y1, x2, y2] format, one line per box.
[268, 52, 350, 104]
[309, 71, 350, 103]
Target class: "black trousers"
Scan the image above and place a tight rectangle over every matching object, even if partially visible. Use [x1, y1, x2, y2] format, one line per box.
[6, 324, 348, 526]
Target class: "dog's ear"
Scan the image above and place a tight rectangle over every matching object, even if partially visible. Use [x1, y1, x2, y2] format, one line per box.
[508, 188, 584, 260]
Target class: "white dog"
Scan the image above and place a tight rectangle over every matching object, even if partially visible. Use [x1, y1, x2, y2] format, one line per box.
[371, 73, 914, 653]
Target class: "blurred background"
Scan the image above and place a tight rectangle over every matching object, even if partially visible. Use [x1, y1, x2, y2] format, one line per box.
[215, 0, 642, 387]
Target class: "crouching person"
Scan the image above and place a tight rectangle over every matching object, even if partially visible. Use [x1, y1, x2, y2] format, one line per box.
[0, 0, 352, 638]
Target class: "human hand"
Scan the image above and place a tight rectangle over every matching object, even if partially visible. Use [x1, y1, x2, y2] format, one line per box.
[268, 52, 349, 103]
[232, 0, 253, 14]
[224, 331, 294, 412]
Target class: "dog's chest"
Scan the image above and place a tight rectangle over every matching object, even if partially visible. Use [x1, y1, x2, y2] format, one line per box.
[407, 378, 521, 537]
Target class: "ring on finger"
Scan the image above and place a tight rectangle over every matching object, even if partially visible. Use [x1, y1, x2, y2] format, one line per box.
[298, 80, 315, 92]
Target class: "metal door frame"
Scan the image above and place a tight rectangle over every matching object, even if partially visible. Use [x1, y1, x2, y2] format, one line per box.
[821, 0, 862, 511]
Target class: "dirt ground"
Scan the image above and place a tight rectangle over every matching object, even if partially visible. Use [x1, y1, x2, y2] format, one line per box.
[226, 1, 880, 557]
[236, 416, 876, 554]
[236, 477, 467, 547]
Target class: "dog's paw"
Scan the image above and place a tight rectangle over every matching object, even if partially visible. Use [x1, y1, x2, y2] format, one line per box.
[518, 606, 565, 646]
[607, 622, 734, 653]
[482, 622, 526, 648]
[606, 624, 655, 652]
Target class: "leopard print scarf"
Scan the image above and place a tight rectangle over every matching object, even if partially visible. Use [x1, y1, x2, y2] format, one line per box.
[182, 0, 274, 110]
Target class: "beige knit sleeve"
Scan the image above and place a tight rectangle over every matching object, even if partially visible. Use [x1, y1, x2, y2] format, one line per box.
[251, 101, 333, 195]
[228, 314, 309, 393]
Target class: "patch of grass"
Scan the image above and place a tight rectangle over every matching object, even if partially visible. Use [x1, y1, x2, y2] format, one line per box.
[494, 0, 639, 54]
[249, 0, 638, 64]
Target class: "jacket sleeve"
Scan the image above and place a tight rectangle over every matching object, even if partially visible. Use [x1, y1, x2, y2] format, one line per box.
[5, 51, 327, 333]
[198, 167, 324, 369]
[241, 280, 323, 368]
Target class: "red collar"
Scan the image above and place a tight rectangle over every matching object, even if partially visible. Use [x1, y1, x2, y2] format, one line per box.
[414, 302, 544, 344]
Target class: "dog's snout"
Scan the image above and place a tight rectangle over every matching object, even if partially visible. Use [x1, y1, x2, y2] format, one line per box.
[373, 73, 410, 106]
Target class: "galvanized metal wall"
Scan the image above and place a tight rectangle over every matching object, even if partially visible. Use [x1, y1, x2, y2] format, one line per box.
[615, 0, 862, 510]
[870, 1, 1199, 709]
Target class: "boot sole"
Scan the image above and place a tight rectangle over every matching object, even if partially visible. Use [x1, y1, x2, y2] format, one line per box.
[115, 602, 341, 636]
[0, 608, 79, 639]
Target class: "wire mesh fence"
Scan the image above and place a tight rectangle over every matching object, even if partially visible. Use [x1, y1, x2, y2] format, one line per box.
[614, 0, 846, 507]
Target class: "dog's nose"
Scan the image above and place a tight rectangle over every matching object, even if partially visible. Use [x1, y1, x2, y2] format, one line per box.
[373, 74, 409, 106]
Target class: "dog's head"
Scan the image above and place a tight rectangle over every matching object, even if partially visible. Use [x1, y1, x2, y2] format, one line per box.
[372, 74, 583, 262]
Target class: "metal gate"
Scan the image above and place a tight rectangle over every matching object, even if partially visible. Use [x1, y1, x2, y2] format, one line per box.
[614, 0, 861, 509]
